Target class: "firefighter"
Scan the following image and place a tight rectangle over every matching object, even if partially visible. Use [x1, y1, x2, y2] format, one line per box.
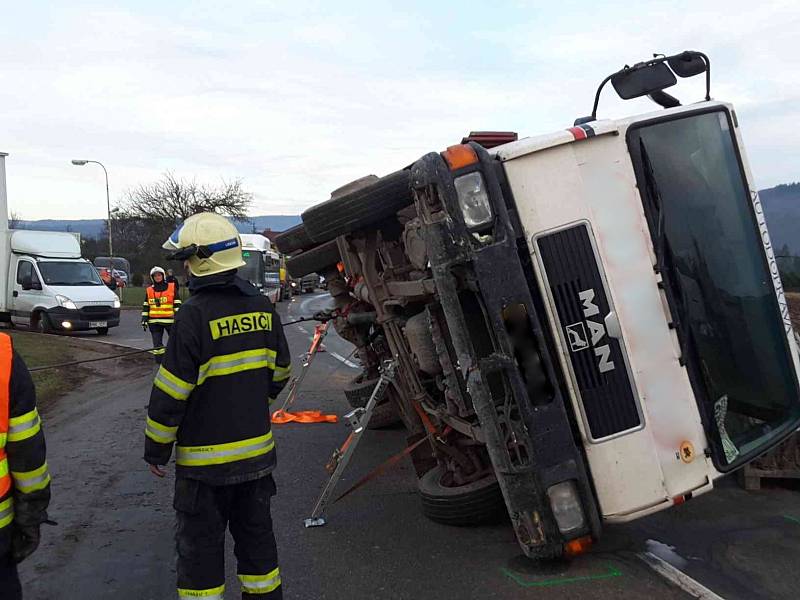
[141, 266, 181, 364]
[144, 212, 291, 599]
[0, 333, 51, 600]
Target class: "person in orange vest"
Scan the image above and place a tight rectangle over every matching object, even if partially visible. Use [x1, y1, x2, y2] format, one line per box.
[0, 333, 51, 599]
[142, 266, 182, 364]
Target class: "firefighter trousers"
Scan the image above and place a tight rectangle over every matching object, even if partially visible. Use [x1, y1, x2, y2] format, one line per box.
[174, 475, 282, 599]
[148, 324, 171, 365]
[0, 529, 22, 600]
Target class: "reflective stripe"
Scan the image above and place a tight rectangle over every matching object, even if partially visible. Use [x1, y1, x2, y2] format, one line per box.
[239, 568, 281, 594]
[150, 348, 167, 356]
[145, 417, 178, 444]
[177, 584, 225, 599]
[0, 497, 12, 529]
[0, 458, 7, 479]
[154, 367, 195, 401]
[197, 349, 277, 386]
[0, 432, 5, 446]
[8, 408, 41, 442]
[12, 462, 50, 494]
[273, 365, 291, 382]
[176, 432, 274, 467]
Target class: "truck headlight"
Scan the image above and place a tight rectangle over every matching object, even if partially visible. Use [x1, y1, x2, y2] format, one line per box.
[55, 295, 78, 310]
[113, 298, 121, 309]
[547, 480, 586, 534]
[454, 171, 493, 229]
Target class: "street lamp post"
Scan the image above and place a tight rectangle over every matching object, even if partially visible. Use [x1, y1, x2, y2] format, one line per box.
[71, 159, 114, 283]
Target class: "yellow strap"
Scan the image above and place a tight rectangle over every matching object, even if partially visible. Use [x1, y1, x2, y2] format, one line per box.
[145, 417, 178, 444]
[176, 432, 274, 467]
[0, 497, 13, 529]
[177, 584, 225, 599]
[8, 408, 41, 442]
[239, 568, 281, 594]
[11, 461, 50, 494]
[197, 348, 277, 386]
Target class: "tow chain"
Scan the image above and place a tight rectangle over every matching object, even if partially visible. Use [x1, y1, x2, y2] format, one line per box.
[27, 313, 336, 373]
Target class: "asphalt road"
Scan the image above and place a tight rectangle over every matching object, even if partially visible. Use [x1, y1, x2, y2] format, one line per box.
[15, 291, 800, 599]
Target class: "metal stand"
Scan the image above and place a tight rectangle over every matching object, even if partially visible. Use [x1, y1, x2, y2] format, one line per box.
[277, 322, 329, 413]
[304, 361, 397, 528]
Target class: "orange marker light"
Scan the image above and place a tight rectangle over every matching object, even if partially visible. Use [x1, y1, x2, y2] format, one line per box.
[564, 536, 593, 557]
[442, 144, 479, 170]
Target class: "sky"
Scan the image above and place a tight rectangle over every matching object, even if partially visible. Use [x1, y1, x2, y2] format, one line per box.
[2, 0, 800, 220]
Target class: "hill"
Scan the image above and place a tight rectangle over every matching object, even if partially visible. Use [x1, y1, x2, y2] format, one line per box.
[13, 215, 301, 238]
[9, 184, 800, 256]
[760, 183, 800, 257]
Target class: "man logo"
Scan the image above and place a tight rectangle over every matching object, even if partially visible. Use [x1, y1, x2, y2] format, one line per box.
[565, 322, 590, 352]
[567, 288, 615, 374]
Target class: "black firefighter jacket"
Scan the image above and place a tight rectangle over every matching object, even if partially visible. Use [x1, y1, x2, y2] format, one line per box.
[143, 273, 291, 485]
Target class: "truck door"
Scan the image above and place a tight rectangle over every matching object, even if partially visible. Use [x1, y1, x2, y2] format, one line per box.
[12, 259, 42, 327]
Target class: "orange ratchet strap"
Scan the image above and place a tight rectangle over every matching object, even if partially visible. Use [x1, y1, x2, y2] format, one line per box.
[271, 409, 338, 424]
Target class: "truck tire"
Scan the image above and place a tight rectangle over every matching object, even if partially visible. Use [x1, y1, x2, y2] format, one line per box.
[274, 223, 315, 255]
[343, 375, 401, 430]
[301, 170, 413, 242]
[34, 312, 53, 334]
[418, 466, 507, 526]
[286, 240, 341, 279]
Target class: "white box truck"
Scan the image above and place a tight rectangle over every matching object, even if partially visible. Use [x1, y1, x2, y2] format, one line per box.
[0, 152, 121, 335]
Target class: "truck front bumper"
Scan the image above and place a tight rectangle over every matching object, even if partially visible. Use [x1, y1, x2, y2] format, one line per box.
[46, 307, 121, 331]
[411, 145, 600, 558]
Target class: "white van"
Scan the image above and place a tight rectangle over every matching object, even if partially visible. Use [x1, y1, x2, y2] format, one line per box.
[5, 230, 121, 335]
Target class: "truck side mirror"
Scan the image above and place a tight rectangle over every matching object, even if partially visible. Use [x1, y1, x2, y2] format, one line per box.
[21, 275, 32, 291]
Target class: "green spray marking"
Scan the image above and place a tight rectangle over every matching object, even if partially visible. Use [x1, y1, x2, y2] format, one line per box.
[501, 564, 622, 588]
[784, 515, 800, 526]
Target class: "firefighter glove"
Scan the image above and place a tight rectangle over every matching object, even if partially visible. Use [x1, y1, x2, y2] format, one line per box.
[11, 523, 41, 564]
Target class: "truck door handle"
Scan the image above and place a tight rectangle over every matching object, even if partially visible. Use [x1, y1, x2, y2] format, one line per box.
[12, 291, 18, 298]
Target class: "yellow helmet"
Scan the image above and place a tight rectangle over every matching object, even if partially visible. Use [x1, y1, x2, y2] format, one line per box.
[162, 212, 245, 277]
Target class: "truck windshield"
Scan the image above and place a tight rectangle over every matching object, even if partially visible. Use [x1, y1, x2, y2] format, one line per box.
[240, 251, 265, 287]
[265, 271, 280, 287]
[628, 109, 800, 470]
[38, 261, 103, 286]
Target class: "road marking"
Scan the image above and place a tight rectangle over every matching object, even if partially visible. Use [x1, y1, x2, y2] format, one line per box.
[501, 564, 621, 588]
[638, 552, 726, 599]
[296, 325, 308, 334]
[329, 352, 359, 369]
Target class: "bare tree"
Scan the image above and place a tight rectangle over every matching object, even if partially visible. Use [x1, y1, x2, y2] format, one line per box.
[9, 211, 24, 229]
[121, 172, 252, 225]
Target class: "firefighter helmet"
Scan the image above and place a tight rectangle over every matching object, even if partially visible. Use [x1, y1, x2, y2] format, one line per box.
[149, 266, 166, 282]
[162, 212, 245, 277]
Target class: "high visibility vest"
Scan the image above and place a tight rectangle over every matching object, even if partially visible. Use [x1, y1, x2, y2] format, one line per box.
[0, 333, 13, 499]
[147, 283, 177, 320]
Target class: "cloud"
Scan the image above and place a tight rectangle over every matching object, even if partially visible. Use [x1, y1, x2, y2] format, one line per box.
[2, 1, 799, 219]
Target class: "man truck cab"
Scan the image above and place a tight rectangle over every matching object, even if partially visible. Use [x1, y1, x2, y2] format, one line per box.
[289, 51, 800, 559]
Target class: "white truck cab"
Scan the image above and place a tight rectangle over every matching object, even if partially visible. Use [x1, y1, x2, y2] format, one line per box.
[0, 154, 121, 334]
[293, 51, 800, 559]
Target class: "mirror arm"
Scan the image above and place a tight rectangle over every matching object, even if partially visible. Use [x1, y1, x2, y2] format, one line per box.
[591, 73, 615, 120]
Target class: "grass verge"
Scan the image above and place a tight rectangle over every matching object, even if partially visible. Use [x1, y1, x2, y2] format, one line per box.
[9, 331, 88, 408]
[120, 285, 189, 308]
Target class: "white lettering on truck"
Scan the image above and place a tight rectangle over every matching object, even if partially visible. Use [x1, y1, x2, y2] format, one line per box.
[573, 289, 615, 374]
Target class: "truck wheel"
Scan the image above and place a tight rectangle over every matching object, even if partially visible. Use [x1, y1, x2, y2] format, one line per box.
[343, 374, 402, 430]
[274, 223, 315, 255]
[301, 170, 413, 242]
[34, 312, 53, 334]
[96, 327, 109, 336]
[418, 466, 507, 526]
[286, 239, 341, 279]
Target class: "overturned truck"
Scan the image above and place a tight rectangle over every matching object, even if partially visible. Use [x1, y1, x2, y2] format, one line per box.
[277, 51, 800, 559]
